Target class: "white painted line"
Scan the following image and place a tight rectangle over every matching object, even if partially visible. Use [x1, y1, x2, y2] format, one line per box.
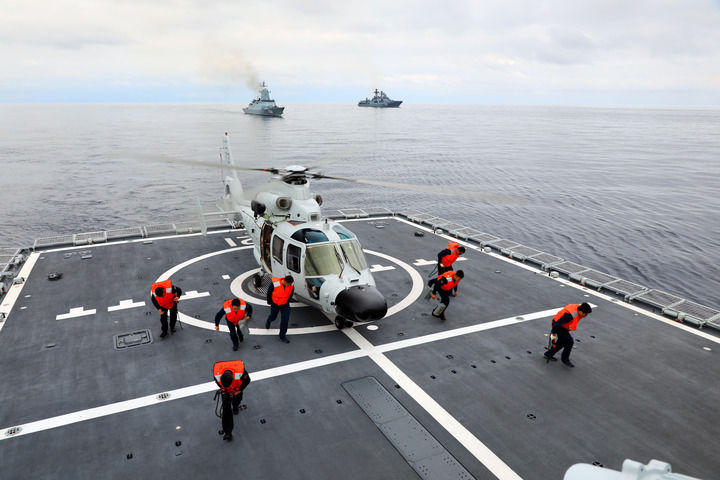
[343, 327, 523, 480]
[0, 349, 367, 441]
[364, 249, 424, 318]
[413, 257, 468, 267]
[1, 306, 560, 442]
[56, 307, 97, 320]
[377, 307, 563, 354]
[179, 291, 210, 301]
[108, 299, 146, 312]
[369, 264, 395, 273]
[222, 275, 230, 280]
[224, 238, 237, 247]
[413, 259, 437, 266]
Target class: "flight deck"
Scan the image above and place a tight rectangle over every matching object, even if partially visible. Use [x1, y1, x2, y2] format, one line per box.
[0, 215, 718, 479]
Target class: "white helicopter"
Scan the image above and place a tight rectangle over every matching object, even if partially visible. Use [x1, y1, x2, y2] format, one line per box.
[216, 132, 387, 329]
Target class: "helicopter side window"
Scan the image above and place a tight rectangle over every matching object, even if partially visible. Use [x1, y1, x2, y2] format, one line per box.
[304, 244, 342, 276]
[272, 236, 285, 264]
[306, 278, 325, 299]
[333, 225, 355, 240]
[287, 244, 302, 273]
[339, 240, 368, 271]
[291, 229, 329, 244]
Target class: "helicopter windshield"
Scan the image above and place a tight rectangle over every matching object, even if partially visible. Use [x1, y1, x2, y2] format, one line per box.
[333, 225, 355, 240]
[339, 240, 367, 271]
[305, 244, 343, 276]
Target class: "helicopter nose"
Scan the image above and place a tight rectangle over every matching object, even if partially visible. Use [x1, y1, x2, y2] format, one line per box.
[335, 285, 388, 322]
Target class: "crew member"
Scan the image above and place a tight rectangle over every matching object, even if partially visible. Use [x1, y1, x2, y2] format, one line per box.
[150, 279, 182, 338]
[437, 242, 466, 275]
[215, 298, 253, 351]
[213, 360, 251, 442]
[265, 275, 294, 343]
[427, 270, 464, 321]
[544, 302, 592, 367]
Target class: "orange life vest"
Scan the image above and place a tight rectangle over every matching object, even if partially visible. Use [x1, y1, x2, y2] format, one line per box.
[223, 299, 247, 325]
[213, 360, 246, 393]
[271, 277, 293, 305]
[437, 271, 460, 291]
[440, 242, 461, 267]
[151, 279, 176, 309]
[553, 304, 582, 331]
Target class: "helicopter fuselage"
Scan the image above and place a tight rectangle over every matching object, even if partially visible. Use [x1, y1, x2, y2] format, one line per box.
[230, 177, 387, 326]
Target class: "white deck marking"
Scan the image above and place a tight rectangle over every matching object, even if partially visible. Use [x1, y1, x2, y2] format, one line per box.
[413, 257, 468, 267]
[344, 327, 523, 480]
[224, 238, 237, 247]
[0, 306, 559, 443]
[107, 299, 145, 312]
[56, 307, 97, 320]
[178, 290, 210, 300]
[221, 274, 230, 280]
[369, 264, 395, 273]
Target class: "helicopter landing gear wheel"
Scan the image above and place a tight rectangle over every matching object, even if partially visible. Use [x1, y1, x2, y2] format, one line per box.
[344, 320, 354, 328]
[335, 317, 345, 330]
[252, 272, 263, 289]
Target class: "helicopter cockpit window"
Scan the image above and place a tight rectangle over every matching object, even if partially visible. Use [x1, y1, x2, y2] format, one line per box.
[304, 244, 342, 276]
[291, 228, 329, 244]
[272, 236, 285, 264]
[333, 225, 355, 240]
[287, 244, 302, 273]
[339, 240, 368, 271]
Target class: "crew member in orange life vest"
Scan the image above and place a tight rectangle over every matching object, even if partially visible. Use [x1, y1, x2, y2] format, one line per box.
[215, 298, 253, 351]
[427, 270, 464, 321]
[437, 242, 466, 276]
[213, 360, 251, 442]
[265, 275, 294, 343]
[544, 303, 592, 367]
[150, 280, 182, 338]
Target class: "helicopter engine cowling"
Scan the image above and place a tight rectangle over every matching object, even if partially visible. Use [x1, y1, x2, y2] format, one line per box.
[334, 285, 387, 322]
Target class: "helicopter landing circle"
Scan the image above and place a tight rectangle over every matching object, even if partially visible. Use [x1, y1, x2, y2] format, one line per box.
[155, 246, 424, 335]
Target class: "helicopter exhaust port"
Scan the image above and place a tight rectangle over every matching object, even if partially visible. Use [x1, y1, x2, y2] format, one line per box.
[334, 285, 387, 325]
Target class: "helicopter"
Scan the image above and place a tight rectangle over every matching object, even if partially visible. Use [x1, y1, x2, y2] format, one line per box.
[216, 132, 387, 329]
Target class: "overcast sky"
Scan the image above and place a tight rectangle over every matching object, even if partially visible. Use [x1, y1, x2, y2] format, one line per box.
[2, 0, 719, 104]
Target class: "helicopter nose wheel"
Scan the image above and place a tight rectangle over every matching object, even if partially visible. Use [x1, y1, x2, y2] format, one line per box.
[335, 317, 354, 329]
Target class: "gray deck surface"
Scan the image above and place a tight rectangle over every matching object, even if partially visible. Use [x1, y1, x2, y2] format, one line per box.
[0, 217, 718, 479]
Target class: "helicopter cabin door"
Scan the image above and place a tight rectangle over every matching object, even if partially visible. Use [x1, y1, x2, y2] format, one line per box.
[260, 223, 273, 271]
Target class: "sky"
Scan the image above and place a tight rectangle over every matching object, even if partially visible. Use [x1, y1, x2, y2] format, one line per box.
[1, 0, 720, 105]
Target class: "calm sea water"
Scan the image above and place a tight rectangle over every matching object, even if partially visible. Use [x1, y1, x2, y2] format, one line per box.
[1, 103, 719, 308]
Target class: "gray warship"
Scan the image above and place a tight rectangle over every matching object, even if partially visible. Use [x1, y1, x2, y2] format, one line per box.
[358, 89, 403, 108]
[243, 82, 285, 117]
[0, 205, 718, 479]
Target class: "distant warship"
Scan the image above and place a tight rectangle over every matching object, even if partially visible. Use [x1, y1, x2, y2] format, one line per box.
[243, 82, 285, 117]
[358, 89, 402, 108]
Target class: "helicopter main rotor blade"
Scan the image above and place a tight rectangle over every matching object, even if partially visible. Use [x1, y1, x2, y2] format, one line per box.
[315, 174, 525, 204]
[120, 154, 278, 174]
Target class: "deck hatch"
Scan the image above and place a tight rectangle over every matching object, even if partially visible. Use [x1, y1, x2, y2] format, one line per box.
[343, 376, 475, 479]
[114, 329, 153, 349]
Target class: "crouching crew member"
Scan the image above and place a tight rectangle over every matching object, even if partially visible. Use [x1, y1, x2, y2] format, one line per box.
[215, 298, 253, 351]
[437, 242, 466, 276]
[544, 302, 592, 367]
[213, 360, 251, 442]
[150, 279, 182, 338]
[427, 270, 464, 320]
[265, 275, 294, 344]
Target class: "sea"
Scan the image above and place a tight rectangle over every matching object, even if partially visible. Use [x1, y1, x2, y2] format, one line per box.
[1, 103, 719, 310]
